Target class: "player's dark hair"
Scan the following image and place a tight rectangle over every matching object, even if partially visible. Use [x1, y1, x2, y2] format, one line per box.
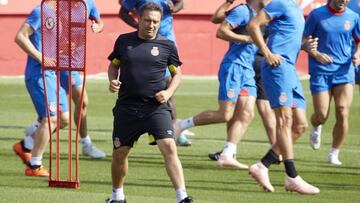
[139, 2, 163, 18]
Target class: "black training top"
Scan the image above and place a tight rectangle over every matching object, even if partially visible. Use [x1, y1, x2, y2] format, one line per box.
[108, 31, 182, 107]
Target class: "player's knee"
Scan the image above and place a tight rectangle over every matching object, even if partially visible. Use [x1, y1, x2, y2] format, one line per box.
[47, 117, 58, 130]
[277, 113, 293, 129]
[158, 139, 177, 157]
[59, 113, 69, 128]
[82, 94, 89, 109]
[112, 147, 130, 162]
[335, 106, 349, 122]
[221, 111, 233, 122]
[315, 112, 328, 123]
[60, 119, 69, 129]
[244, 109, 255, 122]
[265, 116, 276, 129]
[293, 121, 308, 134]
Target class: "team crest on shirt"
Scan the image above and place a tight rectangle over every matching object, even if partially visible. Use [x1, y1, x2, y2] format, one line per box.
[279, 92, 288, 103]
[344, 20, 351, 31]
[49, 103, 56, 113]
[227, 88, 235, 99]
[151, 46, 159, 56]
[113, 137, 121, 148]
[45, 17, 55, 30]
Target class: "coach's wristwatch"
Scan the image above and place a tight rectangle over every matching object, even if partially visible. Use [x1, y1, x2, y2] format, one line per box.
[226, 0, 234, 4]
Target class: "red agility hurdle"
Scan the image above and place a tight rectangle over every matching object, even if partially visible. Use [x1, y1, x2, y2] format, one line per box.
[41, 0, 87, 189]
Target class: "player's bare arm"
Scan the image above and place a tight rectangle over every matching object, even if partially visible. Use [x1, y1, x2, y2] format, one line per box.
[353, 40, 360, 67]
[107, 62, 121, 93]
[155, 66, 182, 104]
[15, 23, 42, 64]
[167, 0, 184, 13]
[217, 20, 253, 43]
[119, 6, 139, 29]
[247, 6, 283, 67]
[210, 0, 234, 24]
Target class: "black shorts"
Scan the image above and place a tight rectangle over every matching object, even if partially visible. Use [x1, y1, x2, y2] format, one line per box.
[253, 54, 268, 100]
[112, 104, 174, 148]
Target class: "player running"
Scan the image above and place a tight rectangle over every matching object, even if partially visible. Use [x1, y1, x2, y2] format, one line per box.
[13, 0, 106, 163]
[305, 0, 360, 165]
[206, 0, 277, 162]
[247, 0, 320, 194]
[14, 3, 68, 177]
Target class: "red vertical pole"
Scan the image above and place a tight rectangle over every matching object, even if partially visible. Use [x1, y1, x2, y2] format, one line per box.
[67, 0, 73, 182]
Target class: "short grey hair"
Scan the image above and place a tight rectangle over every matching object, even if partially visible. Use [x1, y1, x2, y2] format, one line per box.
[139, 2, 163, 18]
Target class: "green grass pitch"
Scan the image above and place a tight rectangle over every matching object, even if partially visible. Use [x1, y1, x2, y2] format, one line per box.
[0, 78, 359, 202]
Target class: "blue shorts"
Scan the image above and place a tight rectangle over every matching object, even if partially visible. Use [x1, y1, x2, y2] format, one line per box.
[218, 62, 257, 103]
[60, 71, 83, 92]
[26, 73, 69, 118]
[310, 69, 354, 94]
[262, 61, 306, 109]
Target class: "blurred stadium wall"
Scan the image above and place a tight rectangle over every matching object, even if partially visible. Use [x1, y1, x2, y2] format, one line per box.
[0, 0, 326, 76]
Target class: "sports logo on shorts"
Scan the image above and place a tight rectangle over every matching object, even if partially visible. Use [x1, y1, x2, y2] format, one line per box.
[344, 20, 351, 31]
[151, 46, 159, 56]
[45, 17, 55, 30]
[279, 92, 287, 103]
[49, 103, 56, 113]
[113, 137, 121, 148]
[167, 130, 173, 135]
[227, 88, 235, 99]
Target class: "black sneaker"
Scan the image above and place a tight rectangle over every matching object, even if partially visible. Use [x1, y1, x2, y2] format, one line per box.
[179, 196, 193, 203]
[105, 198, 126, 203]
[208, 151, 222, 161]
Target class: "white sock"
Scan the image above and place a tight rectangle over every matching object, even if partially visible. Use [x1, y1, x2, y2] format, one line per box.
[30, 156, 42, 166]
[25, 120, 40, 137]
[112, 188, 125, 201]
[221, 142, 237, 157]
[24, 135, 34, 150]
[180, 117, 194, 130]
[80, 135, 92, 147]
[314, 125, 322, 132]
[176, 188, 187, 203]
[329, 148, 340, 156]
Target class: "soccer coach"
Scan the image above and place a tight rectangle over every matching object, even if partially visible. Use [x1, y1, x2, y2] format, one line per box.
[106, 2, 192, 203]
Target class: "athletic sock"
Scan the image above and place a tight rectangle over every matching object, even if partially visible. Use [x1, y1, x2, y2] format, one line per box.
[80, 136, 92, 147]
[260, 149, 279, 168]
[176, 188, 188, 203]
[221, 142, 237, 158]
[26, 120, 40, 137]
[29, 156, 42, 168]
[112, 188, 125, 201]
[180, 117, 194, 130]
[329, 148, 340, 156]
[24, 136, 34, 151]
[284, 159, 298, 178]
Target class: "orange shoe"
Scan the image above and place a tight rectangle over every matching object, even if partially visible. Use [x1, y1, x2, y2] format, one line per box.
[13, 141, 32, 164]
[25, 166, 49, 177]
